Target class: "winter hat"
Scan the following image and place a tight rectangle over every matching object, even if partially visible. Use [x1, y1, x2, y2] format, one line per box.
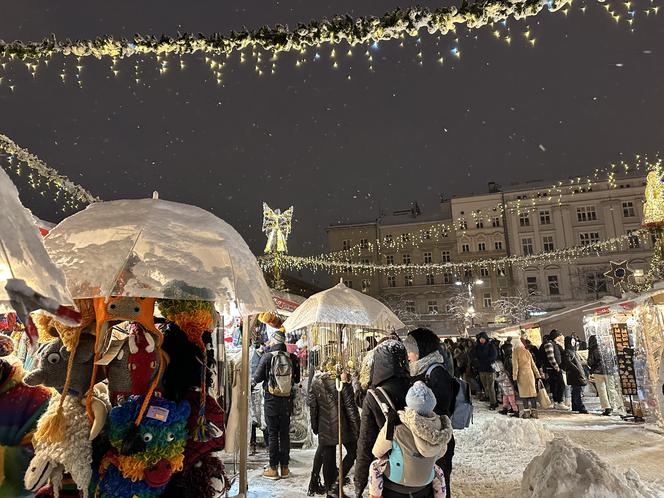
[406, 328, 440, 358]
[406, 381, 437, 416]
[0, 334, 14, 356]
[271, 329, 286, 344]
[549, 329, 563, 340]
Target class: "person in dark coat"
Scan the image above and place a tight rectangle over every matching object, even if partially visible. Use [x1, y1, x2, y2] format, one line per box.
[472, 331, 498, 408]
[354, 340, 410, 498]
[251, 330, 301, 479]
[587, 335, 614, 416]
[501, 338, 514, 379]
[309, 359, 360, 496]
[562, 335, 588, 413]
[541, 330, 568, 409]
[404, 328, 459, 498]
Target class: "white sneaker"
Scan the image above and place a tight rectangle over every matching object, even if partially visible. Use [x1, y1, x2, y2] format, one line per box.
[554, 402, 571, 411]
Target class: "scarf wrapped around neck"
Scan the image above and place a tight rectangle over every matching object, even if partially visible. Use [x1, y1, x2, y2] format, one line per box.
[410, 350, 446, 378]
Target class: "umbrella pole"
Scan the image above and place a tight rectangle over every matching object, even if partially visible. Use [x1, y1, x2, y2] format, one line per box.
[238, 315, 251, 497]
[337, 323, 343, 498]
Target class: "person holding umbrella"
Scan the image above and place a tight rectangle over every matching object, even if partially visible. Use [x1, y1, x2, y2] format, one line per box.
[252, 328, 301, 479]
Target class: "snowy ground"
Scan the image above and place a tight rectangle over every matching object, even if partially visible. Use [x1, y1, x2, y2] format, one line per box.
[227, 394, 664, 498]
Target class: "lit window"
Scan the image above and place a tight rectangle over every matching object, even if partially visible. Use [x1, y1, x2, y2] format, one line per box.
[522, 238, 534, 255]
[622, 201, 635, 218]
[542, 235, 555, 252]
[576, 206, 597, 222]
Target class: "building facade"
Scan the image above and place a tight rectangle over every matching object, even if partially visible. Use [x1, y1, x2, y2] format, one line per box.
[326, 175, 651, 334]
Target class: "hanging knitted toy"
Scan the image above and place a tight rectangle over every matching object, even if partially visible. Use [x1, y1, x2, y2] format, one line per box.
[97, 395, 190, 498]
[157, 300, 215, 442]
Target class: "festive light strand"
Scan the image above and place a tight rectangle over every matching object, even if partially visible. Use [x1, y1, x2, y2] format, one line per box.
[259, 229, 651, 276]
[0, 0, 573, 63]
[0, 133, 99, 207]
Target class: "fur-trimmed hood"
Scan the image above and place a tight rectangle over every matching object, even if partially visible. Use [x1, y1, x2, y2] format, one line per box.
[398, 408, 452, 458]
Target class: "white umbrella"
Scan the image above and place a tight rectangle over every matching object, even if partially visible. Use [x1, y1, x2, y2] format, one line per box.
[44, 195, 274, 316]
[0, 167, 71, 313]
[283, 280, 404, 333]
[283, 280, 404, 496]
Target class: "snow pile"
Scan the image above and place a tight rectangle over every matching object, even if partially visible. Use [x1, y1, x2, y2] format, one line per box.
[521, 436, 659, 498]
[453, 415, 554, 497]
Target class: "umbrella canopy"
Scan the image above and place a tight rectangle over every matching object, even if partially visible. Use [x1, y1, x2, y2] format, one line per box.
[283, 280, 404, 332]
[0, 167, 71, 313]
[44, 196, 274, 316]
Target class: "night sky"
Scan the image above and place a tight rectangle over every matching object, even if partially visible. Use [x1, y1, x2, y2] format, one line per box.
[1, 0, 663, 259]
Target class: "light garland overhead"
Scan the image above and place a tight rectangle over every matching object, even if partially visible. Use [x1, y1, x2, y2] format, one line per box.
[0, 134, 99, 209]
[259, 229, 651, 276]
[0, 0, 575, 63]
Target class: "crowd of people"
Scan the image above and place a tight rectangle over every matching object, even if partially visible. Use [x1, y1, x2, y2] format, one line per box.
[249, 326, 616, 498]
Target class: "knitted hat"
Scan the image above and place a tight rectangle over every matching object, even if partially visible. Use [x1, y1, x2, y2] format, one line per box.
[257, 312, 283, 330]
[406, 381, 437, 416]
[271, 329, 286, 344]
[0, 334, 14, 356]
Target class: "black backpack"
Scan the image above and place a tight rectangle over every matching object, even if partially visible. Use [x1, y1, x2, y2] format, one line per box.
[425, 364, 473, 430]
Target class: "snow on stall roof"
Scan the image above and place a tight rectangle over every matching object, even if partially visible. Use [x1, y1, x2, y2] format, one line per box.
[521, 436, 660, 498]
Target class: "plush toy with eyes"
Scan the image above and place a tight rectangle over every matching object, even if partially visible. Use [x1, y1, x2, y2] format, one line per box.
[96, 395, 190, 498]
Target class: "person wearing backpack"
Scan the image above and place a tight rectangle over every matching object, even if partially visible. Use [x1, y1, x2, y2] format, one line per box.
[251, 328, 301, 480]
[368, 381, 453, 498]
[354, 340, 411, 498]
[403, 328, 458, 498]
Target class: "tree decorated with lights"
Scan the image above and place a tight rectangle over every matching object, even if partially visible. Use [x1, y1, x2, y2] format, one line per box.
[492, 291, 542, 324]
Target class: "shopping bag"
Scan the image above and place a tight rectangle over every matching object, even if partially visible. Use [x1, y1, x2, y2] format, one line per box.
[537, 379, 552, 409]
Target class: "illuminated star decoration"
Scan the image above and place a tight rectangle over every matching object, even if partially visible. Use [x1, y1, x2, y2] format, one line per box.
[643, 167, 664, 228]
[262, 203, 293, 254]
[604, 260, 634, 289]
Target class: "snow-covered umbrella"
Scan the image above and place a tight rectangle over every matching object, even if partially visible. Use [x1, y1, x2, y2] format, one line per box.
[0, 167, 72, 315]
[283, 280, 404, 496]
[45, 194, 274, 496]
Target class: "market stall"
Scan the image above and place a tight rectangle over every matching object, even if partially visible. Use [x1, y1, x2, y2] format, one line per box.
[583, 287, 664, 428]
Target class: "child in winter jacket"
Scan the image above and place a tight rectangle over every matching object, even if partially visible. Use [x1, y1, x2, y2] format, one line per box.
[492, 360, 518, 416]
[368, 381, 453, 498]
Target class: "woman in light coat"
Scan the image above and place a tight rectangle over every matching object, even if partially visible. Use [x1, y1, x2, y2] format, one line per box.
[512, 337, 541, 419]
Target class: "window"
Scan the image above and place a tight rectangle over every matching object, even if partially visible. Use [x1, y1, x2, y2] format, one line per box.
[483, 293, 492, 308]
[405, 300, 416, 313]
[494, 241, 503, 251]
[522, 237, 534, 255]
[622, 201, 636, 218]
[539, 210, 551, 225]
[576, 206, 597, 222]
[461, 243, 470, 253]
[423, 252, 433, 264]
[459, 220, 468, 230]
[423, 229, 432, 240]
[342, 239, 351, 251]
[443, 272, 453, 284]
[384, 234, 393, 245]
[628, 230, 641, 248]
[404, 275, 413, 287]
[464, 269, 473, 280]
[492, 217, 501, 228]
[361, 279, 371, 293]
[527, 276, 538, 294]
[442, 250, 451, 262]
[497, 267, 507, 277]
[519, 212, 530, 227]
[579, 232, 600, 246]
[478, 242, 486, 251]
[344, 280, 353, 289]
[387, 275, 396, 288]
[548, 275, 560, 295]
[401, 233, 410, 243]
[385, 255, 395, 265]
[542, 235, 555, 252]
[426, 274, 435, 285]
[480, 267, 489, 278]
[586, 272, 607, 294]
[359, 238, 369, 249]
[476, 220, 484, 229]
[427, 301, 439, 314]
[403, 253, 411, 264]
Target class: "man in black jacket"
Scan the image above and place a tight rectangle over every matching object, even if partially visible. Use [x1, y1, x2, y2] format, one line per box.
[562, 335, 588, 413]
[404, 328, 459, 498]
[309, 360, 360, 496]
[354, 340, 410, 498]
[252, 330, 301, 480]
[542, 329, 568, 410]
[472, 331, 498, 408]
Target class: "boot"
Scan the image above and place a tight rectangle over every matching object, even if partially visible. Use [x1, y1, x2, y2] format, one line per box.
[602, 408, 613, 416]
[521, 409, 531, 419]
[280, 466, 290, 478]
[530, 409, 539, 419]
[307, 473, 325, 496]
[510, 410, 520, 418]
[498, 407, 509, 415]
[263, 467, 280, 480]
[250, 443, 257, 456]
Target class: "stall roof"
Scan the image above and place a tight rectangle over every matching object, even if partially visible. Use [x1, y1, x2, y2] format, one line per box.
[584, 283, 664, 317]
